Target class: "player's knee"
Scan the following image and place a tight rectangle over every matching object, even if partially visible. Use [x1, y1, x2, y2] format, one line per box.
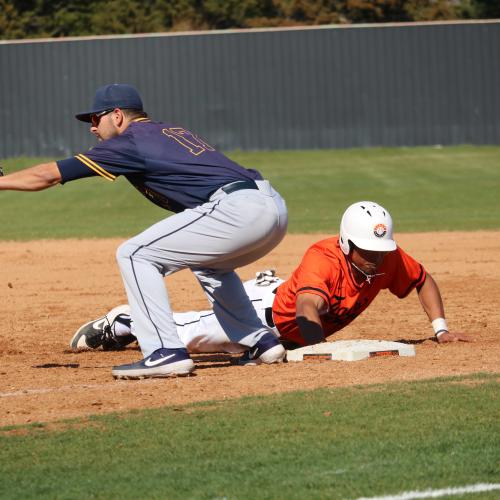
[116, 240, 163, 273]
[116, 240, 137, 265]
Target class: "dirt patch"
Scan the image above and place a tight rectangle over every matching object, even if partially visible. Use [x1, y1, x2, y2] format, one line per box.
[1, 231, 499, 427]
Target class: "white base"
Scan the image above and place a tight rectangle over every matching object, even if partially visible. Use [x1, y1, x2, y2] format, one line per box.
[286, 340, 416, 362]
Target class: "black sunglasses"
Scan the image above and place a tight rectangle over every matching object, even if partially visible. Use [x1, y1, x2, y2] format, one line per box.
[91, 109, 113, 126]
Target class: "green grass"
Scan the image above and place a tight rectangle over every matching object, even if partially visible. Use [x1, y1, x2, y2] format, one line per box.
[1, 374, 499, 499]
[2, 145, 500, 239]
[236, 145, 500, 233]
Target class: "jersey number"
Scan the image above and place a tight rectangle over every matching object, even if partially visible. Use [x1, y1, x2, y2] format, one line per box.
[162, 128, 215, 156]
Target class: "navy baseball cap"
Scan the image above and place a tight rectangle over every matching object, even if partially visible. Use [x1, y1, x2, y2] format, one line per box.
[75, 83, 143, 122]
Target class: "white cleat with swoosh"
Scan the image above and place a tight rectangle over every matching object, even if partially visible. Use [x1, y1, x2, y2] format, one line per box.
[238, 332, 285, 366]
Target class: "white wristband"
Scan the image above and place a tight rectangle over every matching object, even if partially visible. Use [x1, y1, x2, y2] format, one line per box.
[432, 317, 448, 338]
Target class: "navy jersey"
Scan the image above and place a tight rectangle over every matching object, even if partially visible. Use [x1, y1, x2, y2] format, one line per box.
[57, 118, 263, 213]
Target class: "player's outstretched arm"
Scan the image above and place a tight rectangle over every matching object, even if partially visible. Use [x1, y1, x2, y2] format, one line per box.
[417, 274, 473, 343]
[0, 162, 61, 191]
[295, 293, 327, 346]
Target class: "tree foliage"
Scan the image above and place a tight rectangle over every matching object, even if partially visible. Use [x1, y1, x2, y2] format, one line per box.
[0, 0, 497, 40]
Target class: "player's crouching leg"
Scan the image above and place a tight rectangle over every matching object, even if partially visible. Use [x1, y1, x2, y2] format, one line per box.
[112, 239, 195, 379]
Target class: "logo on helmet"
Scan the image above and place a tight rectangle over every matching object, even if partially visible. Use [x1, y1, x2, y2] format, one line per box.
[373, 223, 387, 238]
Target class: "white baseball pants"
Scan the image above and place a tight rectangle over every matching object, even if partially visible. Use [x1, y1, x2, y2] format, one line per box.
[113, 278, 282, 354]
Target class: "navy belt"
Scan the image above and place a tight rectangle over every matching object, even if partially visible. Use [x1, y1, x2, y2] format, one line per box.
[221, 180, 258, 194]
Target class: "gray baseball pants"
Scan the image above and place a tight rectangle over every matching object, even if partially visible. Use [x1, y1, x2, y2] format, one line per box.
[116, 180, 288, 357]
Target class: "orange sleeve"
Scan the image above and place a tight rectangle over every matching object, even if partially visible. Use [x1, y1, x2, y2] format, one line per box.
[388, 247, 427, 298]
[294, 247, 338, 305]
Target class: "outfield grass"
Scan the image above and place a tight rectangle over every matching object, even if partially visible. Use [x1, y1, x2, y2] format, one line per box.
[0, 374, 498, 499]
[2, 145, 499, 239]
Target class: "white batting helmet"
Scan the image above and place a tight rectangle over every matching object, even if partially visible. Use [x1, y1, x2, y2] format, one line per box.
[339, 201, 396, 255]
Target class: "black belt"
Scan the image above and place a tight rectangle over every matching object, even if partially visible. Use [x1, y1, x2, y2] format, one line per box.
[264, 287, 278, 328]
[265, 307, 275, 327]
[221, 180, 258, 194]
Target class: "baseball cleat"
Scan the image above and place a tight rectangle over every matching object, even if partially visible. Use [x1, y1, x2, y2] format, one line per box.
[255, 269, 280, 286]
[238, 332, 285, 366]
[70, 305, 136, 351]
[112, 348, 195, 379]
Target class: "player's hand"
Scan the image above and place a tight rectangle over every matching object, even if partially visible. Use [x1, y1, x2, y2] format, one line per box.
[437, 331, 474, 343]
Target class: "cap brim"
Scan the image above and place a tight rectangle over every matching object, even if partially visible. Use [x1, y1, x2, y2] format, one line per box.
[75, 107, 111, 123]
[75, 113, 92, 123]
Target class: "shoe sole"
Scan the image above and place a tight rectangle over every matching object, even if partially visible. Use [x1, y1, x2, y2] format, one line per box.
[112, 359, 195, 379]
[113, 372, 193, 380]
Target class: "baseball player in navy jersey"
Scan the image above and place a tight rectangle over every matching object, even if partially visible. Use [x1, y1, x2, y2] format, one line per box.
[0, 83, 288, 379]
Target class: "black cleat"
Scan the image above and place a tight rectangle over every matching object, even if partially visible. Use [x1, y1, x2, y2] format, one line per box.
[70, 305, 136, 350]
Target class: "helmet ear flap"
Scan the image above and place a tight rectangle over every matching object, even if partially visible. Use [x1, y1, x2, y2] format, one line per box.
[339, 233, 351, 255]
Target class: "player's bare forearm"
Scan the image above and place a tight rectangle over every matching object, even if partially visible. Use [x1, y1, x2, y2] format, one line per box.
[417, 274, 445, 321]
[296, 293, 326, 345]
[0, 162, 61, 191]
[417, 274, 473, 343]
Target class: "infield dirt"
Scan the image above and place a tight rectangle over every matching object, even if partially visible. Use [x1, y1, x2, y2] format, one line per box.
[1, 232, 499, 427]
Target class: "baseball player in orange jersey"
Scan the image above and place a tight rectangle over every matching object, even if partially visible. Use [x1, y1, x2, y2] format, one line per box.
[71, 201, 471, 358]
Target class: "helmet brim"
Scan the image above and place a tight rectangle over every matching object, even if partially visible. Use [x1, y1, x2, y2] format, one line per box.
[350, 236, 397, 252]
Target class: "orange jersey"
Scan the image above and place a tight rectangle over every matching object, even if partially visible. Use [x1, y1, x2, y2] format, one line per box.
[272, 236, 426, 346]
